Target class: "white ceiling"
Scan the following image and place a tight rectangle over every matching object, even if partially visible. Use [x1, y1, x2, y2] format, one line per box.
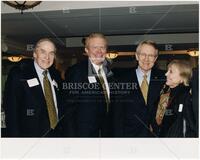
[1, 1, 199, 50]
[2, 1, 198, 13]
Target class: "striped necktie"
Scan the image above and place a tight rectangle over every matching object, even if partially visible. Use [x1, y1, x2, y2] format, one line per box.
[43, 70, 58, 129]
[98, 68, 110, 112]
[140, 74, 148, 104]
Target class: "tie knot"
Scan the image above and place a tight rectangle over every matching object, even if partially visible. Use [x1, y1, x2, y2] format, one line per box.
[43, 70, 48, 77]
[98, 68, 102, 75]
[143, 74, 147, 79]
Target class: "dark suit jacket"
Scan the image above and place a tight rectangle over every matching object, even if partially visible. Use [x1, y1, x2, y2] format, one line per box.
[116, 67, 165, 137]
[63, 59, 117, 137]
[191, 68, 199, 137]
[155, 85, 196, 137]
[3, 60, 64, 137]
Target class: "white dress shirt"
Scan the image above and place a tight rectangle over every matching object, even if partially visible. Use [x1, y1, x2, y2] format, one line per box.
[90, 60, 110, 99]
[136, 66, 151, 87]
[34, 61, 58, 115]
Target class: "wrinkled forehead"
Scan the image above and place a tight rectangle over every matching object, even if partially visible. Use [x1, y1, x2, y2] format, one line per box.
[36, 40, 56, 51]
[86, 37, 107, 46]
[138, 44, 158, 55]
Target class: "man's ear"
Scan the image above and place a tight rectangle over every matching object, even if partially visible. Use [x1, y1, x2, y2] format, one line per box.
[135, 53, 139, 61]
[33, 52, 36, 58]
[85, 47, 88, 53]
[85, 47, 89, 56]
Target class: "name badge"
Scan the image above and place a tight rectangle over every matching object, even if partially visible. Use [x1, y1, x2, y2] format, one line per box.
[88, 76, 97, 83]
[178, 104, 183, 112]
[27, 78, 39, 87]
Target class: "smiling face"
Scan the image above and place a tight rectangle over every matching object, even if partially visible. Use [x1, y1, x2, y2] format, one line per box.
[165, 64, 183, 88]
[136, 44, 158, 74]
[33, 40, 56, 70]
[85, 37, 107, 65]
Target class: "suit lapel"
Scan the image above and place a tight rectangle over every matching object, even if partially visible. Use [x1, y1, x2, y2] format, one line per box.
[133, 70, 146, 105]
[49, 69, 59, 96]
[88, 59, 97, 78]
[148, 69, 159, 106]
[23, 62, 46, 107]
[49, 69, 63, 118]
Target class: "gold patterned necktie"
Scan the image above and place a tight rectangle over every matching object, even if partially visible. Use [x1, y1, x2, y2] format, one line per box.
[98, 68, 110, 112]
[140, 74, 149, 104]
[43, 70, 58, 129]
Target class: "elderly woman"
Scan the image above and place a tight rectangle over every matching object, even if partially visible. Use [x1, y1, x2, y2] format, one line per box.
[153, 60, 196, 137]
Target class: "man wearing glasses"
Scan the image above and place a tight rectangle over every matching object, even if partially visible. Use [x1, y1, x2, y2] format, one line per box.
[122, 40, 165, 137]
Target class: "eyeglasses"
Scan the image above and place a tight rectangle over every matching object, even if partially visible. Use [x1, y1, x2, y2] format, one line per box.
[138, 53, 157, 60]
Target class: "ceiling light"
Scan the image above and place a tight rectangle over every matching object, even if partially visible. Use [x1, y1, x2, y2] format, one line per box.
[187, 49, 199, 57]
[106, 51, 118, 59]
[7, 56, 23, 62]
[3, 1, 41, 14]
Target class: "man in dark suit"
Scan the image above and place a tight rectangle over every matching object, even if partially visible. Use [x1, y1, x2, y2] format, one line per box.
[3, 38, 64, 137]
[63, 33, 116, 137]
[122, 40, 165, 137]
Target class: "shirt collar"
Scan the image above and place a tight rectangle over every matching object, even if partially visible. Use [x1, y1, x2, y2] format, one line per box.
[136, 66, 151, 78]
[136, 66, 151, 82]
[89, 59, 103, 74]
[34, 61, 47, 76]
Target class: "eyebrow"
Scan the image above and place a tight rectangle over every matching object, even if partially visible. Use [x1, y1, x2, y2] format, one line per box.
[140, 52, 156, 55]
[39, 48, 55, 53]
